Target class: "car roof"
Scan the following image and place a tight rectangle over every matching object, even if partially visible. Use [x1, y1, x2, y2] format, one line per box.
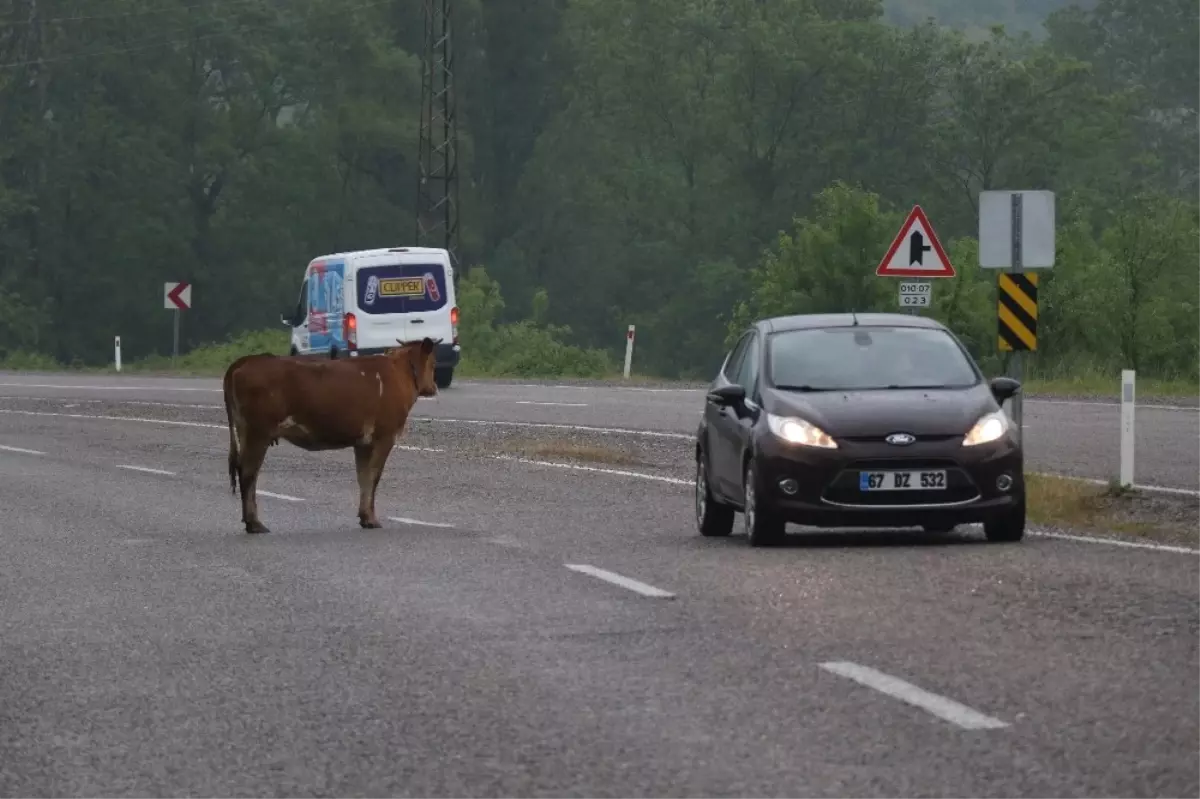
[310, 246, 450, 263]
[756, 313, 948, 334]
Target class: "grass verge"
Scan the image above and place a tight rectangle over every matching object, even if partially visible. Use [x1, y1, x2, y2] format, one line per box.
[1026, 473, 1198, 545]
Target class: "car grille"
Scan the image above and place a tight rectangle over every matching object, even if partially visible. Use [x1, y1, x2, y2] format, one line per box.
[821, 458, 980, 507]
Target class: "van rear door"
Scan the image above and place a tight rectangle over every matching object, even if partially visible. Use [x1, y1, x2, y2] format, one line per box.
[353, 259, 452, 350]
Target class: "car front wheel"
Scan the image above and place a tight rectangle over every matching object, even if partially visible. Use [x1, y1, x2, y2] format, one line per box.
[744, 460, 786, 547]
[696, 451, 734, 537]
[984, 494, 1026, 542]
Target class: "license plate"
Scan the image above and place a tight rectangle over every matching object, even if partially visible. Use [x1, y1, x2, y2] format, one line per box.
[379, 277, 426, 297]
[859, 470, 947, 491]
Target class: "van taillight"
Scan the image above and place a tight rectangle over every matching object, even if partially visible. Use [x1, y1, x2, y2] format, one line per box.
[450, 306, 459, 344]
[344, 312, 357, 349]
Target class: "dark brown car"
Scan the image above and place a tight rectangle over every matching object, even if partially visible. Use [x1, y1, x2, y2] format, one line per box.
[694, 313, 1025, 547]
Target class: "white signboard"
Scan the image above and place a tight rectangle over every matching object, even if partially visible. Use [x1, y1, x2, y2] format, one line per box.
[979, 190, 1056, 269]
[898, 281, 931, 308]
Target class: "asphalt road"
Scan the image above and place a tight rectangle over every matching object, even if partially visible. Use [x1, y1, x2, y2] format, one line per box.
[0, 372, 1196, 491]
[0, 374, 1198, 797]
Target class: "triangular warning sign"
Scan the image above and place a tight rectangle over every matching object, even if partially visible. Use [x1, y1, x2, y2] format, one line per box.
[875, 205, 956, 278]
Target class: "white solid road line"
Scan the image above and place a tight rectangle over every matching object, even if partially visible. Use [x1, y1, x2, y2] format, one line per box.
[419, 416, 693, 439]
[0, 443, 45, 455]
[564, 564, 676, 599]
[388, 515, 455, 528]
[0, 381, 221, 393]
[0, 441, 45, 453]
[1025, 397, 1197, 413]
[1032, 470, 1200, 498]
[819, 661, 1009, 731]
[492, 455, 694, 485]
[514, 400, 588, 407]
[3, 405, 1196, 556]
[1031, 530, 1199, 555]
[116, 464, 176, 476]
[258, 490, 305, 502]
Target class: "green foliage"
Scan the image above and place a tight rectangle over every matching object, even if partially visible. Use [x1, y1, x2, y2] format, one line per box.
[125, 330, 292, 375]
[454, 269, 614, 378]
[0, 0, 1192, 396]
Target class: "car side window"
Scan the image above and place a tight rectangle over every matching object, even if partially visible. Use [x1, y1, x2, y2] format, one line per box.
[736, 333, 760, 398]
[722, 333, 751, 382]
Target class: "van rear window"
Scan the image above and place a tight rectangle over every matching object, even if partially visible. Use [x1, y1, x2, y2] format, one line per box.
[356, 263, 448, 314]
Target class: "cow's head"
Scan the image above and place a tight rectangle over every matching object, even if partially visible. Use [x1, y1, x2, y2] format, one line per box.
[394, 337, 441, 398]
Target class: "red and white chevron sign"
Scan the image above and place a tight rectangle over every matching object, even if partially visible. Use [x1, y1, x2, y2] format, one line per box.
[164, 281, 192, 310]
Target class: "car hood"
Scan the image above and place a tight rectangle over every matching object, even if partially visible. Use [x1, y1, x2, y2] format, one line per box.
[762, 384, 997, 438]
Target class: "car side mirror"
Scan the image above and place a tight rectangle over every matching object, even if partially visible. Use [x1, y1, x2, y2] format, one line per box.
[706, 384, 746, 407]
[281, 312, 294, 327]
[989, 376, 1021, 404]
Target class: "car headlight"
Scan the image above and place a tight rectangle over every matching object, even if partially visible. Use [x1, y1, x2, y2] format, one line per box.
[766, 413, 837, 449]
[962, 410, 1010, 446]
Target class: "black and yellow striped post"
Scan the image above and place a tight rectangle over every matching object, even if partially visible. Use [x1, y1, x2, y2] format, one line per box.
[997, 272, 1038, 352]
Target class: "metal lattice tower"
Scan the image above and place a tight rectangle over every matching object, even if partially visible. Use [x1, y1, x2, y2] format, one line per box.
[415, 0, 462, 274]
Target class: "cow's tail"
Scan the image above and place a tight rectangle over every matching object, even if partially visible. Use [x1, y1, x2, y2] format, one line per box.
[223, 363, 241, 499]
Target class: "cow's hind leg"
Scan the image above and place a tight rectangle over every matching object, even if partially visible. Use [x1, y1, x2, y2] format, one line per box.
[238, 435, 272, 534]
[354, 437, 395, 529]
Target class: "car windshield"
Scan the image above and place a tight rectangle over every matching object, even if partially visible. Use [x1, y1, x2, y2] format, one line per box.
[767, 326, 980, 391]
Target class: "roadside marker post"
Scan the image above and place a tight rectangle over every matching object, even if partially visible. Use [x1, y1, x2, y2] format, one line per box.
[164, 281, 193, 367]
[876, 205, 955, 316]
[623, 324, 636, 379]
[114, 336, 122, 373]
[1120, 370, 1135, 488]
[980, 190, 1055, 445]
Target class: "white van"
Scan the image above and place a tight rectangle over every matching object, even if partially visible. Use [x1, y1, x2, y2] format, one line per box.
[280, 246, 461, 388]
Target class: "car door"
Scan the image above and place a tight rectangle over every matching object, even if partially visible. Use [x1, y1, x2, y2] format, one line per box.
[706, 332, 752, 497]
[726, 332, 763, 482]
[287, 277, 311, 354]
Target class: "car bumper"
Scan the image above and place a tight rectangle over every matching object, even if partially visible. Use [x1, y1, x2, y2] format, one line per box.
[352, 343, 460, 368]
[753, 432, 1023, 528]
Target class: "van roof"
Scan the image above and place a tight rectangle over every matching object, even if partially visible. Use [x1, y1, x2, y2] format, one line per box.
[308, 246, 450, 264]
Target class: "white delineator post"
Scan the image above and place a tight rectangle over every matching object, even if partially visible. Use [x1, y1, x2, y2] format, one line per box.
[623, 324, 636, 379]
[114, 336, 122, 373]
[1120, 369, 1135, 488]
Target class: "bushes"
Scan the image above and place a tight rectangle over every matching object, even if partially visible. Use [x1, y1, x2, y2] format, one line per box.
[454, 268, 615, 378]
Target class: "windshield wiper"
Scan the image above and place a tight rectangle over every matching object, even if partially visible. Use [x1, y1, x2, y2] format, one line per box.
[773, 384, 832, 392]
[885, 384, 954, 390]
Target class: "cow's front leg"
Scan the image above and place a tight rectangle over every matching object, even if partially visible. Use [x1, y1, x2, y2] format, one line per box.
[354, 437, 395, 528]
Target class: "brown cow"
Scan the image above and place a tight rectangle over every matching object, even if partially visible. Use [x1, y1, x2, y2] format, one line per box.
[223, 338, 440, 534]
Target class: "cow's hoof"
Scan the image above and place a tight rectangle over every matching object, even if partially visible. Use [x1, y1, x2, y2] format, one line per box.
[245, 522, 271, 534]
[359, 518, 382, 529]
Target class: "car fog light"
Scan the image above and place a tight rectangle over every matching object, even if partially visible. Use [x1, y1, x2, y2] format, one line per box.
[996, 473, 1013, 492]
[778, 478, 799, 496]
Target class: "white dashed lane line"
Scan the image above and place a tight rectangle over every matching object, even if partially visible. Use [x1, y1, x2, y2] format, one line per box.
[819, 661, 1009, 731]
[257, 490, 306, 502]
[0, 444, 45, 455]
[388, 516, 455, 528]
[514, 401, 588, 407]
[564, 564, 676, 599]
[116, 464, 176, 476]
[2, 406, 1196, 556]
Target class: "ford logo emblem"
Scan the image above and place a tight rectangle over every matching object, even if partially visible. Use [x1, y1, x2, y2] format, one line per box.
[885, 433, 916, 446]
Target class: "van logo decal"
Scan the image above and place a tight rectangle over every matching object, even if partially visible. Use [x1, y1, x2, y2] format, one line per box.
[364, 276, 379, 306]
[424, 272, 441, 302]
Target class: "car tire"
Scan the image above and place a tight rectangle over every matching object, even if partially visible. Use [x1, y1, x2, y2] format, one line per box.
[743, 460, 786, 547]
[435, 367, 454, 389]
[695, 451, 734, 537]
[984, 494, 1026, 543]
